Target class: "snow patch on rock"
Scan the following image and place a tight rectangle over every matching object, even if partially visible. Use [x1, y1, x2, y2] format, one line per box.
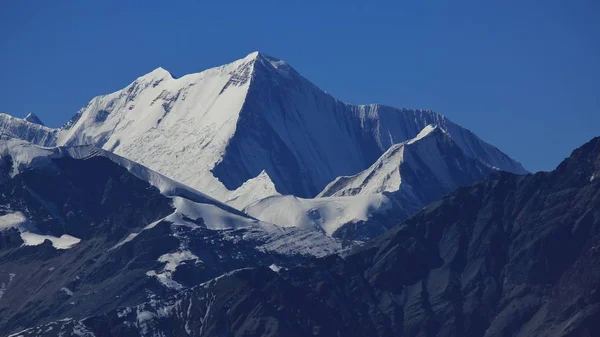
[21, 232, 81, 249]
[245, 194, 393, 236]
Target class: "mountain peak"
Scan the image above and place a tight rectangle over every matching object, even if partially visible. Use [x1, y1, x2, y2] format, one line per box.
[407, 124, 443, 144]
[318, 124, 493, 198]
[24, 112, 44, 126]
[555, 136, 600, 184]
[244, 51, 275, 61]
[140, 66, 174, 81]
[245, 51, 263, 60]
[243, 51, 296, 78]
[56, 52, 527, 201]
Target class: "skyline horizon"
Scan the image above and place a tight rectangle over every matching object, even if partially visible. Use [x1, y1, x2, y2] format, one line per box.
[0, 48, 591, 174]
[1, 1, 598, 172]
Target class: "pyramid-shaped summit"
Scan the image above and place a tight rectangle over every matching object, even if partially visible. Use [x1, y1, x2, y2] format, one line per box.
[24, 112, 45, 126]
[49, 51, 526, 204]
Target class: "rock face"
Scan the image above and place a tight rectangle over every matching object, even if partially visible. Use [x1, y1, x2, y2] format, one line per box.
[0, 140, 341, 336]
[17, 137, 598, 337]
[24, 112, 45, 126]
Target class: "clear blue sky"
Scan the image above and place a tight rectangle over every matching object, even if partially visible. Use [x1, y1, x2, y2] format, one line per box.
[1, 1, 598, 172]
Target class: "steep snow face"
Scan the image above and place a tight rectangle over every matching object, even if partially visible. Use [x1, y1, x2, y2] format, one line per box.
[222, 170, 279, 209]
[246, 125, 496, 238]
[318, 141, 406, 197]
[0, 211, 81, 249]
[56, 51, 526, 202]
[56, 53, 279, 208]
[0, 113, 57, 147]
[212, 54, 526, 197]
[317, 126, 442, 197]
[24, 112, 45, 126]
[319, 125, 494, 202]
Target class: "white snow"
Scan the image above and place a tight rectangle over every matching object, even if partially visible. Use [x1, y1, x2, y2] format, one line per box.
[169, 197, 256, 230]
[1, 140, 263, 250]
[244, 193, 393, 236]
[0, 139, 56, 178]
[146, 270, 184, 290]
[0, 139, 341, 262]
[269, 264, 282, 272]
[318, 143, 406, 197]
[136, 308, 157, 335]
[0, 210, 81, 249]
[318, 124, 490, 199]
[407, 124, 438, 144]
[0, 212, 29, 231]
[318, 126, 445, 197]
[0, 112, 57, 147]
[21, 232, 81, 249]
[55, 52, 279, 209]
[245, 124, 495, 236]
[146, 249, 200, 290]
[71, 321, 96, 337]
[158, 250, 200, 272]
[0, 51, 529, 267]
[48, 51, 525, 209]
[224, 170, 281, 210]
[61, 287, 74, 296]
[223, 223, 343, 257]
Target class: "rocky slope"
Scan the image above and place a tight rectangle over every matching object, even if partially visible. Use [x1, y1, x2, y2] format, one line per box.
[18, 136, 598, 337]
[0, 139, 341, 335]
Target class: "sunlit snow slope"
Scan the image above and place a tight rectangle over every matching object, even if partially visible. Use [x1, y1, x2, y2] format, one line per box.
[0, 112, 57, 147]
[247, 125, 495, 237]
[55, 51, 526, 203]
[319, 125, 493, 199]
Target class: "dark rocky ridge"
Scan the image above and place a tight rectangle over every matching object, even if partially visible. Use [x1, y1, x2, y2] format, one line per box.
[0, 152, 324, 336]
[18, 137, 599, 337]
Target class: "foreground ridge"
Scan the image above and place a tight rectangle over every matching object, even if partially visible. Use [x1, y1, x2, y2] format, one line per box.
[14, 137, 599, 337]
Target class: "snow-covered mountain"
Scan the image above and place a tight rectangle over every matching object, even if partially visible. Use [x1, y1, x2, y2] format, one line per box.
[0, 112, 57, 147]
[50, 52, 524, 205]
[246, 125, 495, 238]
[0, 139, 341, 334]
[319, 125, 493, 199]
[0, 52, 526, 240]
